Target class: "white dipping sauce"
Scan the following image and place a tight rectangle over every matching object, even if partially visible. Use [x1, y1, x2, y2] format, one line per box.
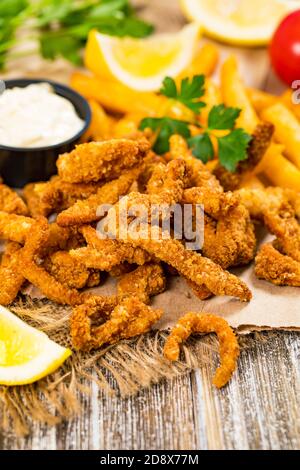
[0, 83, 84, 148]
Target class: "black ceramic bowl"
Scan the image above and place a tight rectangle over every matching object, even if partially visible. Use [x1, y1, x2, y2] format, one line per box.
[0, 78, 91, 187]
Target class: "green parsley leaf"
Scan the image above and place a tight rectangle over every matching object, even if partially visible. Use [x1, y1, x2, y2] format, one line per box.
[40, 32, 82, 65]
[160, 75, 206, 113]
[208, 104, 241, 130]
[0, 0, 153, 69]
[188, 133, 214, 163]
[140, 117, 191, 154]
[217, 129, 252, 172]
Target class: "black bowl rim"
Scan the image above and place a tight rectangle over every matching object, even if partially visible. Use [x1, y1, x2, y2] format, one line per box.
[0, 78, 91, 152]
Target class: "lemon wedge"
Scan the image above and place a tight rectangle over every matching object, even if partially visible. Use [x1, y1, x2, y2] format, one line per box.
[0, 305, 71, 385]
[85, 23, 201, 92]
[180, 0, 297, 46]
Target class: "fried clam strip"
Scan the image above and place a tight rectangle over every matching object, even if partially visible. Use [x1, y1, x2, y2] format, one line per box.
[43, 251, 101, 289]
[237, 187, 300, 220]
[70, 295, 117, 350]
[163, 312, 239, 388]
[57, 138, 149, 183]
[123, 225, 251, 301]
[168, 134, 222, 191]
[236, 187, 285, 220]
[183, 188, 256, 268]
[255, 243, 300, 287]
[237, 188, 300, 262]
[24, 177, 101, 217]
[0, 212, 34, 243]
[102, 195, 251, 300]
[71, 296, 163, 351]
[137, 151, 166, 192]
[56, 167, 141, 227]
[0, 212, 81, 250]
[17, 218, 88, 306]
[70, 225, 153, 271]
[285, 189, 300, 219]
[0, 242, 25, 305]
[0, 183, 28, 215]
[264, 203, 300, 263]
[117, 263, 166, 304]
[214, 122, 274, 191]
[147, 158, 190, 197]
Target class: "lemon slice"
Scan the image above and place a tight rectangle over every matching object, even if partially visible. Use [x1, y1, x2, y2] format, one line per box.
[85, 23, 201, 92]
[0, 305, 71, 385]
[180, 0, 297, 46]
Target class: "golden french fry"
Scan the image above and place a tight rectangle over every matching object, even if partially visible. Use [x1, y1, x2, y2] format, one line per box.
[113, 113, 143, 138]
[71, 72, 164, 115]
[261, 103, 300, 169]
[239, 175, 265, 190]
[259, 144, 300, 190]
[86, 99, 113, 140]
[280, 90, 300, 121]
[177, 43, 219, 81]
[221, 56, 259, 133]
[247, 88, 278, 113]
[198, 78, 222, 125]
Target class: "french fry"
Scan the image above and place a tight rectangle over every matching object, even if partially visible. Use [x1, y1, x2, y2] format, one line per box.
[247, 88, 278, 113]
[177, 43, 219, 82]
[221, 56, 259, 133]
[71, 72, 164, 115]
[199, 78, 222, 125]
[239, 175, 265, 190]
[113, 113, 143, 138]
[259, 144, 300, 190]
[86, 99, 113, 140]
[280, 90, 300, 121]
[261, 103, 300, 169]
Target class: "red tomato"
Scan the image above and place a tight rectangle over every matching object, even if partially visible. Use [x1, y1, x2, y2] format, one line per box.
[270, 10, 300, 86]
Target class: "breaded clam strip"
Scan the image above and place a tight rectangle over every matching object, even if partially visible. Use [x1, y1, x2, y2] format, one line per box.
[117, 263, 166, 304]
[70, 295, 118, 350]
[168, 135, 222, 191]
[71, 296, 162, 351]
[0, 242, 25, 305]
[0, 183, 28, 215]
[18, 218, 88, 306]
[146, 158, 189, 198]
[183, 188, 256, 268]
[122, 226, 251, 301]
[0, 212, 34, 243]
[264, 203, 300, 263]
[70, 226, 152, 271]
[255, 244, 300, 287]
[103, 193, 252, 301]
[43, 251, 100, 290]
[57, 138, 149, 183]
[237, 188, 300, 262]
[56, 167, 141, 227]
[24, 178, 101, 217]
[164, 312, 239, 388]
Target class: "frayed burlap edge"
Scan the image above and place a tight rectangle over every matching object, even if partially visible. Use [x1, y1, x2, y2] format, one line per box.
[0, 297, 261, 438]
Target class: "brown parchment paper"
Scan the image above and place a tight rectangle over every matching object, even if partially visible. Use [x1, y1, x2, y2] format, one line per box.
[24, 231, 300, 333]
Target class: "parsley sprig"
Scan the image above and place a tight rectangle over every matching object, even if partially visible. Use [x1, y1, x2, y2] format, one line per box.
[160, 75, 206, 113]
[0, 0, 153, 69]
[140, 76, 252, 172]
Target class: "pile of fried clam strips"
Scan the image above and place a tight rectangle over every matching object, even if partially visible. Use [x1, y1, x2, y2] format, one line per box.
[0, 126, 299, 388]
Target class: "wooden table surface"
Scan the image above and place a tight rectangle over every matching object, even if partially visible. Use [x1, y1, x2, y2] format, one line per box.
[1, 0, 300, 450]
[1, 331, 300, 450]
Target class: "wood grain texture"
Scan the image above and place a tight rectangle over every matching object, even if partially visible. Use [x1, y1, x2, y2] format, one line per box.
[1, 332, 300, 450]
